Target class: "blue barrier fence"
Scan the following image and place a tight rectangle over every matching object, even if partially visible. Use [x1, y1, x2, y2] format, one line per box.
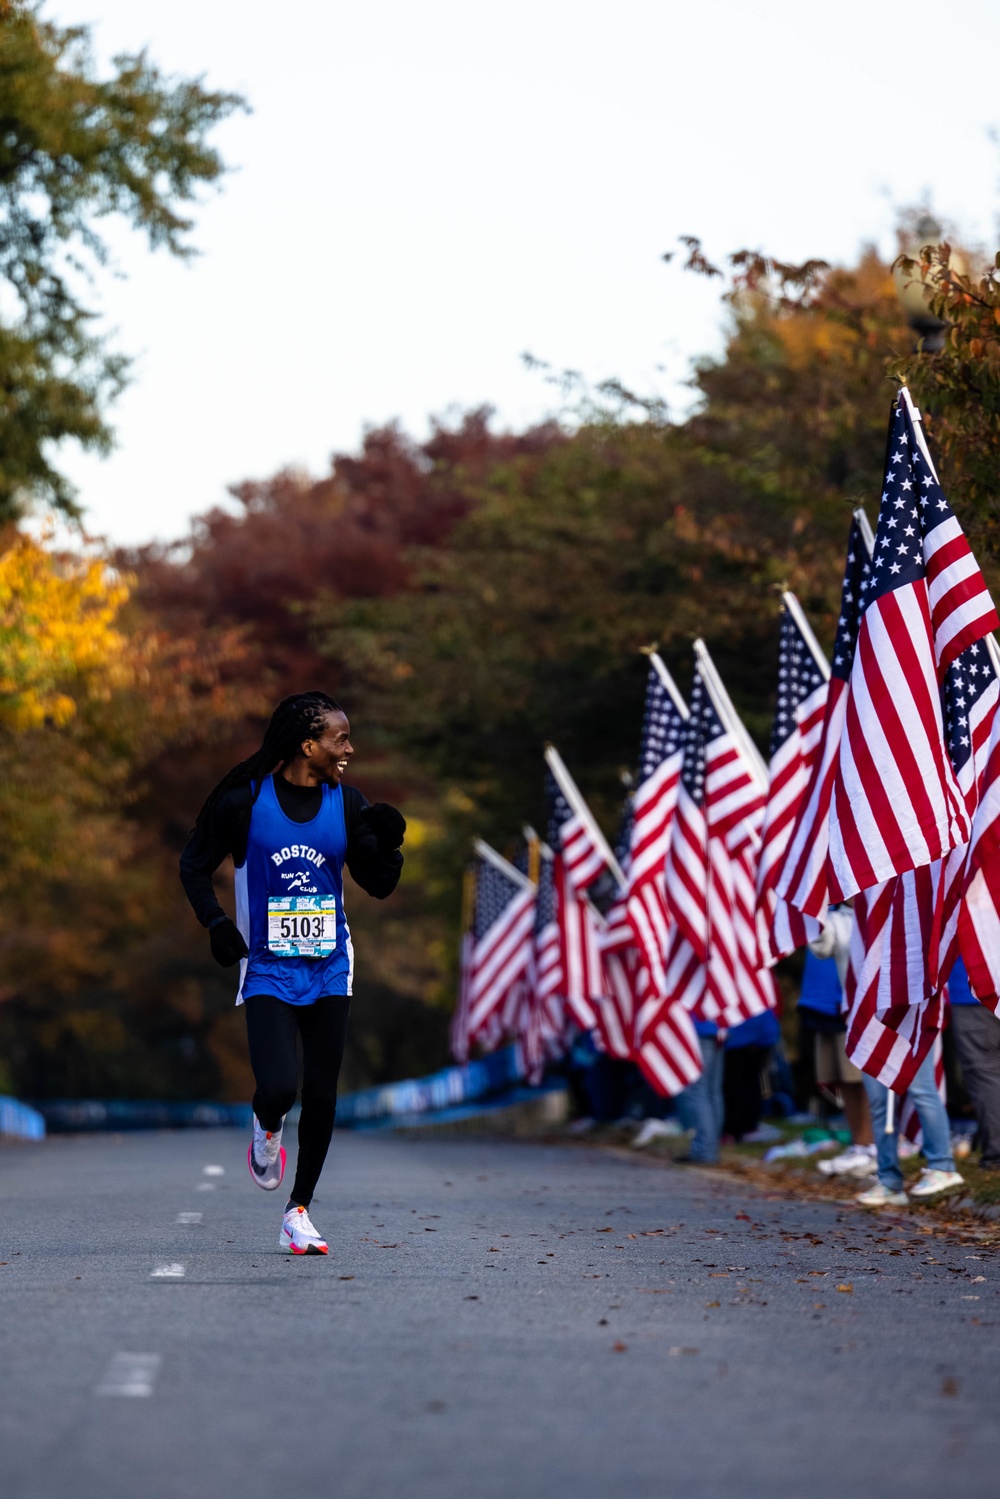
[33, 1100, 253, 1134]
[337, 1045, 526, 1126]
[0, 1095, 46, 1141]
[20, 1045, 532, 1134]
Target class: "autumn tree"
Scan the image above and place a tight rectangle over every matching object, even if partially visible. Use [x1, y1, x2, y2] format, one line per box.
[0, 2, 242, 517]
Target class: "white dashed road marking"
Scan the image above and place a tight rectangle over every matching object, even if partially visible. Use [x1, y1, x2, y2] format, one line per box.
[97, 1353, 162, 1397]
[203, 1165, 224, 1176]
[176, 1212, 202, 1225]
[196, 1182, 216, 1192]
[150, 1264, 185, 1279]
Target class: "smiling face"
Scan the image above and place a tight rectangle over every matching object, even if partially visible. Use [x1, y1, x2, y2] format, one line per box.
[288, 709, 354, 786]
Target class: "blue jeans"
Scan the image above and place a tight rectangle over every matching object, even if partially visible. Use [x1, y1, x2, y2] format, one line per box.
[676, 1034, 725, 1162]
[862, 1049, 954, 1191]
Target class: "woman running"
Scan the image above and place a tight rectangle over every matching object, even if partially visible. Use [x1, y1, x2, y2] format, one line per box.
[180, 692, 404, 1254]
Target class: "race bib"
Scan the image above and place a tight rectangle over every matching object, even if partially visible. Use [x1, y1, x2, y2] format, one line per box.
[267, 896, 337, 959]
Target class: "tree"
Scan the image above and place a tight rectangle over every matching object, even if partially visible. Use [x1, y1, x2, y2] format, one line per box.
[0, 2, 242, 518]
[889, 242, 1000, 552]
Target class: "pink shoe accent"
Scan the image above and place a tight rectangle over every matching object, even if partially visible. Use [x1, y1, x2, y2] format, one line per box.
[247, 1141, 286, 1189]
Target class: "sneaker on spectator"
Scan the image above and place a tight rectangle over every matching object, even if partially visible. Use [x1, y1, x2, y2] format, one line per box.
[818, 1144, 877, 1178]
[898, 1138, 921, 1160]
[632, 1118, 683, 1148]
[908, 1168, 964, 1199]
[856, 1181, 909, 1208]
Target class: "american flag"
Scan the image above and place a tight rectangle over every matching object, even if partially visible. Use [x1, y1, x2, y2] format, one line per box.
[829, 389, 999, 900]
[844, 640, 998, 1084]
[928, 638, 1000, 989]
[465, 842, 536, 1045]
[844, 875, 944, 1092]
[775, 511, 874, 922]
[597, 800, 643, 1059]
[957, 639, 1000, 1014]
[597, 797, 704, 1093]
[527, 839, 567, 1050]
[545, 760, 615, 1030]
[756, 594, 829, 965]
[625, 656, 688, 996]
[660, 653, 776, 1029]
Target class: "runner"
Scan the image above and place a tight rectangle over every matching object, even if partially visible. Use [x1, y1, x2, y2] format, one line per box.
[180, 691, 404, 1254]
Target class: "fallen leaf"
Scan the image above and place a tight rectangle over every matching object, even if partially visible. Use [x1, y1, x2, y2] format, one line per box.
[705, 1301, 721, 1308]
[598, 1318, 608, 1325]
[612, 1341, 628, 1353]
[941, 1376, 959, 1397]
[595, 1227, 613, 1234]
[669, 1347, 699, 1356]
[735, 1213, 751, 1221]
[836, 1284, 853, 1294]
[971, 1276, 986, 1284]
[487, 1248, 500, 1253]
[338, 1275, 355, 1281]
[626, 1234, 637, 1240]
[464, 1295, 479, 1301]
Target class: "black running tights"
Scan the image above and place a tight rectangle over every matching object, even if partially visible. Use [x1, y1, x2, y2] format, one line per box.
[243, 994, 351, 1208]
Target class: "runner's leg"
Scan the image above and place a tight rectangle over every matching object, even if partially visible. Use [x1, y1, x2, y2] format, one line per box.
[244, 994, 299, 1130]
[288, 995, 351, 1208]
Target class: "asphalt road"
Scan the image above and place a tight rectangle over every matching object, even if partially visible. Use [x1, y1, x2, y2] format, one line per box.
[1, 1126, 998, 1499]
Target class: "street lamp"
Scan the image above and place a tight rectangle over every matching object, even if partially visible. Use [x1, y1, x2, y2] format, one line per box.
[892, 212, 965, 353]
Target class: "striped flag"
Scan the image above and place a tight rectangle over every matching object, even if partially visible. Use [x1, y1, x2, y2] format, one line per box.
[776, 512, 874, 921]
[756, 594, 830, 964]
[660, 651, 776, 1030]
[545, 759, 619, 1030]
[845, 881, 947, 1097]
[844, 636, 999, 1078]
[600, 799, 704, 1093]
[958, 652, 1000, 1015]
[928, 638, 1000, 989]
[466, 842, 536, 1045]
[526, 838, 568, 1054]
[625, 655, 688, 994]
[829, 389, 999, 900]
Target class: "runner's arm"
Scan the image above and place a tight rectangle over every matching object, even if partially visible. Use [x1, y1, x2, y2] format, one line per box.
[178, 788, 253, 927]
[343, 786, 403, 898]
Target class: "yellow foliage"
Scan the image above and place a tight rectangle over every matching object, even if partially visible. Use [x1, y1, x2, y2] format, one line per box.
[0, 532, 130, 728]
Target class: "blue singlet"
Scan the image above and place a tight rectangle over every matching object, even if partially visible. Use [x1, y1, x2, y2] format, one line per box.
[233, 775, 352, 1006]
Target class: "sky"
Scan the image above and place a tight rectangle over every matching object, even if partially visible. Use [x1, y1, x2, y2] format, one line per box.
[45, 0, 1000, 546]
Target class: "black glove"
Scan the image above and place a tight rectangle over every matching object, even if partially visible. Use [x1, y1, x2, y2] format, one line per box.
[208, 916, 249, 968]
[361, 801, 406, 851]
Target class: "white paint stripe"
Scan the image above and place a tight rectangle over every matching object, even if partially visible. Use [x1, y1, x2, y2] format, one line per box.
[150, 1263, 186, 1278]
[195, 1182, 216, 1192]
[176, 1211, 203, 1225]
[97, 1353, 162, 1397]
[203, 1165, 224, 1176]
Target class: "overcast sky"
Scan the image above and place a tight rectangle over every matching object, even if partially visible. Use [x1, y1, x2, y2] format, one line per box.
[47, 0, 1000, 546]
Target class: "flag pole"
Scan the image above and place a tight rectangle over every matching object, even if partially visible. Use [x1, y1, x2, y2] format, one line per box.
[648, 651, 690, 720]
[781, 592, 831, 682]
[543, 744, 627, 890]
[472, 837, 536, 892]
[852, 506, 876, 557]
[693, 639, 769, 790]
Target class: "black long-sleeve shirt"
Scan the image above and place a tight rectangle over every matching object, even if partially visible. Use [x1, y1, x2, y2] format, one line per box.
[179, 777, 403, 929]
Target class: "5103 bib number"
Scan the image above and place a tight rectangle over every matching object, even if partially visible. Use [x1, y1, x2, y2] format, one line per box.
[267, 896, 337, 958]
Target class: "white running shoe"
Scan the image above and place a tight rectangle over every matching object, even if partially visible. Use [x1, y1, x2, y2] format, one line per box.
[280, 1204, 328, 1256]
[817, 1144, 878, 1178]
[856, 1181, 909, 1208]
[247, 1116, 286, 1191]
[908, 1168, 965, 1200]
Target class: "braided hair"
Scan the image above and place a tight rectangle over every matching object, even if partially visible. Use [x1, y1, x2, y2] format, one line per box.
[195, 691, 343, 831]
